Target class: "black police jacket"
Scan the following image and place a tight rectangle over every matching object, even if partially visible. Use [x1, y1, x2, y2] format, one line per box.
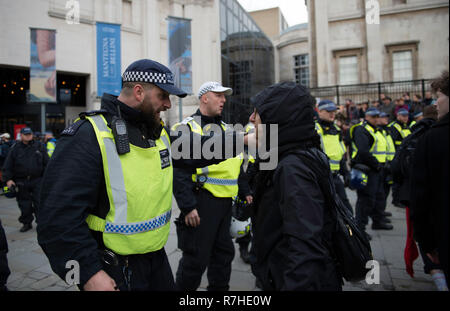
[37, 94, 244, 288]
[1, 140, 49, 182]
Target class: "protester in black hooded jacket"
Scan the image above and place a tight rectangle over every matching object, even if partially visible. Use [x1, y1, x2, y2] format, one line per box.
[410, 70, 449, 284]
[249, 82, 342, 291]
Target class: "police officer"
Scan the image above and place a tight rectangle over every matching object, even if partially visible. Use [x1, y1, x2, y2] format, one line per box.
[44, 131, 57, 157]
[388, 108, 411, 207]
[409, 111, 423, 129]
[389, 108, 412, 146]
[172, 81, 247, 291]
[37, 60, 246, 291]
[376, 112, 396, 220]
[2, 127, 49, 232]
[0, 133, 14, 175]
[315, 100, 353, 215]
[351, 108, 393, 235]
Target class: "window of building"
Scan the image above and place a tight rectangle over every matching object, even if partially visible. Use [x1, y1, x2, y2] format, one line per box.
[230, 61, 252, 96]
[220, 0, 274, 125]
[339, 55, 358, 85]
[122, 0, 132, 27]
[280, 14, 288, 33]
[392, 50, 413, 81]
[385, 41, 418, 81]
[294, 54, 309, 87]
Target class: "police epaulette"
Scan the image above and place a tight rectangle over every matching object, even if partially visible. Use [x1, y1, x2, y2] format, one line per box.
[60, 119, 87, 136]
[78, 109, 108, 120]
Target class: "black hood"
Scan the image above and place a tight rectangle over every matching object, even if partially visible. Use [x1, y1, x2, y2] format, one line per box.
[251, 82, 319, 151]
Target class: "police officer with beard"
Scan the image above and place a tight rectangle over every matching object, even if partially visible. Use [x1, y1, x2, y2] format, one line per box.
[37, 60, 246, 291]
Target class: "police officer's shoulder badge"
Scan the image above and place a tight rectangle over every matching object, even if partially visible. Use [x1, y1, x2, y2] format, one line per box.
[60, 119, 87, 136]
[61, 109, 108, 136]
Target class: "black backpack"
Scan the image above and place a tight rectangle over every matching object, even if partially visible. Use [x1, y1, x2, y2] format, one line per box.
[295, 149, 373, 282]
[391, 121, 433, 181]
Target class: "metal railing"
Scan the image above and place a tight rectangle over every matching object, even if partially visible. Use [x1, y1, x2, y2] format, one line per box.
[309, 79, 433, 105]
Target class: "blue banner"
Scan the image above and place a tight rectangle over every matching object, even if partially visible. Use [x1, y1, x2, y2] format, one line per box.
[30, 29, 56, 102]
[96, 22, 121, 97]
[168, 17, 192, 94]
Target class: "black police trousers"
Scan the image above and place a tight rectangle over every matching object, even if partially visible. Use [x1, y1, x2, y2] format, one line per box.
[355, 170, 385, 230]
[100, 248, 175, 291]
[236, 233, 251, 249]
[0, 219, 10, 290]
[16, 178, 41, 225]
[333, 174, 353, 216]
[175, 189, 235, 291]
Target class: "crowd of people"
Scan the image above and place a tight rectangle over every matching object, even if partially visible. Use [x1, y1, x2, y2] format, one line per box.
[308, 75, 449, 291]
[0, 58, 448, 292]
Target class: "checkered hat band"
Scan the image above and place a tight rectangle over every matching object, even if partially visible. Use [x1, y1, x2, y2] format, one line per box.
[104, 210, 172, 235]
[198, 84, 221, 99]
[122, 71, 171, 84]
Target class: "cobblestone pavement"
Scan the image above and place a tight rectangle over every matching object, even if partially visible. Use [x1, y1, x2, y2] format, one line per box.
[0, 189, 437, 291]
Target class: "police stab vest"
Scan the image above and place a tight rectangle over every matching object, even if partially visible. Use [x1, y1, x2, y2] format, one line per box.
[46, 140, 56, 157]
[172, 117, 243, 198]
[381, 128, 396, 162]
[84, 114, 173, 255]
[389, 121, 411, 146]
[315, 121, 346, 172]
[351, 123, 387, 164]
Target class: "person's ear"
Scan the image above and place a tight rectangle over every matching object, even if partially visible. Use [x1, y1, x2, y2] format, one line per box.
[134, 84, 145, 102]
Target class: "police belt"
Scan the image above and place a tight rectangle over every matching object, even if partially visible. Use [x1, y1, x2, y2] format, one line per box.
[98, 249, 123, 267]
[98, 248, 164, 266]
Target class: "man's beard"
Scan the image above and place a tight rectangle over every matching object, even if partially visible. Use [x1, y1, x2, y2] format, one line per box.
[142, 107, 159, 128]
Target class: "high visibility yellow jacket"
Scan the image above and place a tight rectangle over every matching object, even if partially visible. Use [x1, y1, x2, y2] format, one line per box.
[172, 117, 243, 198]
[315, 121, 346, 172]
[84, 114, 173, 255]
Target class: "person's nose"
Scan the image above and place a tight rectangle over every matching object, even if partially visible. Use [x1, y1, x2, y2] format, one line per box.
[165, 98, 171, 110]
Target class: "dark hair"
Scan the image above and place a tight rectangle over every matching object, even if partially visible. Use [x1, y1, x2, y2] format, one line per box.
[121, 82, 154, 95]
[431, 70, 449, 96]
[414, 94, 422, 100]
[122, 82, 154, 90]
[423, 105, 438, 120]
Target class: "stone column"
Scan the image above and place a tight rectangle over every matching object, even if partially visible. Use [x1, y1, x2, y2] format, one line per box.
[365, 2, 382, 83]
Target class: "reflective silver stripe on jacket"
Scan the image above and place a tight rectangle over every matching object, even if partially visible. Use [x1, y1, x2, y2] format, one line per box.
[194, 175, 238, 186]
[91, 115, 128, 224]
